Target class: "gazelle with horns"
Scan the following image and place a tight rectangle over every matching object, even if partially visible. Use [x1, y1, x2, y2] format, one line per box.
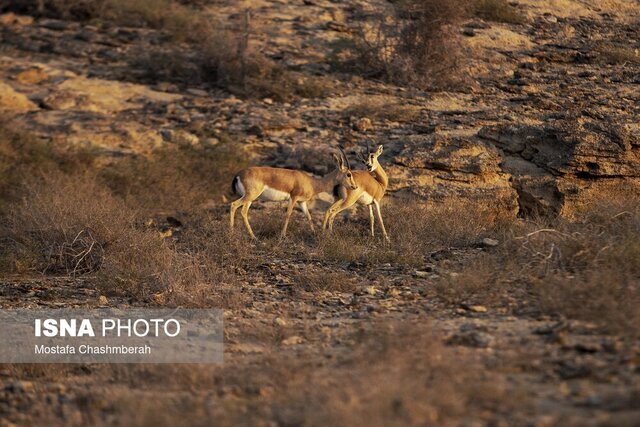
[230, 149, 358, 240]
[322, 143, 389, 241]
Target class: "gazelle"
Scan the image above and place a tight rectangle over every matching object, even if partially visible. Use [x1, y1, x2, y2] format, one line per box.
[230, 149, 358, 240]
[322, 143, 389, 241]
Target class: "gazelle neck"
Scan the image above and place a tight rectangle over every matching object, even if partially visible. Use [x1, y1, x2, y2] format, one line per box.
[371, 164, 388, 190]
[312, 169, 340, 195]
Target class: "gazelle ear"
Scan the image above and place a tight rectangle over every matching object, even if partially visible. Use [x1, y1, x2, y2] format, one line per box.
[375, 145, 384, 156]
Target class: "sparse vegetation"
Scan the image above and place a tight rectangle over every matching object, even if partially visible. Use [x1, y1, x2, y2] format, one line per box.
[340, 0, 470, 89]
[596, 42, 640, 65]
[439, 196, 640, 336]
[344, 96, 421, 123]
[474, 0, 526, 24]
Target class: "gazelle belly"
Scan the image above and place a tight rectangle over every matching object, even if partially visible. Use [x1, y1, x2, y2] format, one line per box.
[260, 185, 291, 201]
[358, 192, 374, 205]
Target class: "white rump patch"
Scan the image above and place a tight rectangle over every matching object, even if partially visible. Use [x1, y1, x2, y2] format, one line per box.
[260, 185, 291, 202]
[235, 177, 246, 197]
[358, 192, 374, 205]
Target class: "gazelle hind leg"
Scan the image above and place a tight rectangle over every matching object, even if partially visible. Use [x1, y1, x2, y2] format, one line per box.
[369, 204, 375, 237]
[300, 201, 315, 232]
[373, 200, 389, 241]
[281, 196, 300, 238]
[230, 197, 244, 229]
[240, 201, 256, 240]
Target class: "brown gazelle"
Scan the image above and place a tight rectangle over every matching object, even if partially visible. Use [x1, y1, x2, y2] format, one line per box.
[322, 143, 389, 241]
[230, 149, 358, 240]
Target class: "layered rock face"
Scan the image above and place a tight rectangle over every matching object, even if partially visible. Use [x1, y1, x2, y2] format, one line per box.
[0, 0, 638, 217]
[479, 119, 640, 216]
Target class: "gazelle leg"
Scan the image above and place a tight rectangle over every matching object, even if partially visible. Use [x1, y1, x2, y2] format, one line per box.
[300, 201, 315, 232]
[373, 200, 389, 241]
[329, 193, 360, 231]
[281, 197, 300, 238]
[230, 197, 244, 229]
[240, 201, 256, 240]
[369, 204, 375, 237]
[323, 199, 343, 231]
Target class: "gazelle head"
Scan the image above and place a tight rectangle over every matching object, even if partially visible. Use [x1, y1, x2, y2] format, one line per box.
[333, 148, 358, 190]
[359, 142, 384, 173]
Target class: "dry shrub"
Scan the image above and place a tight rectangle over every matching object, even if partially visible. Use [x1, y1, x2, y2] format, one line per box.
[0, 123, 93, 206]
[442, 195, 640, 336]
[345, 0, 470, 89]
[2, 173, 135, 275]
[0, 171, 242, 307]
[474, 0, 526, 24]
[100, 135, 247, 212]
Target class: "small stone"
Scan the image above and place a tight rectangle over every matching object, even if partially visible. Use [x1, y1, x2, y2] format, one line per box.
[365, 286, 377, 295]
[263, 98, 273, 105]
[15, 68, 49, 85]
[468, 305, 488, 313]
[415, 270, 430, 278]
[481, 238, 499, 247]
[281, 336, 304, 346]
[97, 295, 108, 305]
[463, 28, 476, 37]
[273, 317, 287, 327]
[186, 88, 208, 97]
[386, 288, 400, 298]
[352, 117, 372, 132]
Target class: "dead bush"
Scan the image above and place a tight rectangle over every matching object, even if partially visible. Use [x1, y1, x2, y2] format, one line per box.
[474, 0, 526, 24]
[100, 134, 247, 213]
[441, 196, 640, 336]
[2, 173, 135, 275]
[343, 0, 470, 89]
[0, 123, 93, 206]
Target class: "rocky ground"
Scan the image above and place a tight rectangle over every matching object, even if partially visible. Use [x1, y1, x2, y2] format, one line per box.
[0, 0, 639, 426]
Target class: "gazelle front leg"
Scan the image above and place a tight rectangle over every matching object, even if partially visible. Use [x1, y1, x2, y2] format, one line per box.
[373, 200, 389, 242]
[281, 196, 300, 238]
[329, 192, 360, 231]
[368, 204, 375, 237]
[323, 199, 343, 231]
